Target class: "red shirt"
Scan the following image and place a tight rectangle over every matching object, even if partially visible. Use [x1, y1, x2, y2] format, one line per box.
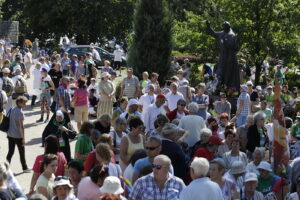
[84, 150, 116, 173]
[193, 147, 215, 161]
[32, 152, 67, 176]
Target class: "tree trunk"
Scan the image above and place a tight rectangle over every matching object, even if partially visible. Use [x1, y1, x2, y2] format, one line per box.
[254, 63, 262, 86]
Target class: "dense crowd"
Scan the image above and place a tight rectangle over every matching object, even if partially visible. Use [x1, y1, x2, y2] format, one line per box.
[0, 38, 300, 200]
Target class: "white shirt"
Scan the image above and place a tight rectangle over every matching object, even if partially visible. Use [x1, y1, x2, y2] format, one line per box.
[41, 63, 50, 72]
[246, 161, 260, 175]
[24, 52, 33, 64]
[179, 177, 223, 200]
[139, 93, 157, 121]
[123, 164, 134, 184]
[32, 69, 42, 89]
[113, 49, 123, 62]
[0, 90, 8, 103]
[290, 192, 300, 200]
[179, 115, 206, 147]
[92, 48, 101, 61]
[165, 91, 184, 111]
[144, 103, 164, 132]
[223, 172, 244, 192]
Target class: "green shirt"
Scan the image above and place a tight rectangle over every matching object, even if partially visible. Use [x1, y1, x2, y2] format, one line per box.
[291, 124, 300, 139]
[74, 134, 93, 163]
[257, 174, 278, 196]
[260, 109, 272, 122]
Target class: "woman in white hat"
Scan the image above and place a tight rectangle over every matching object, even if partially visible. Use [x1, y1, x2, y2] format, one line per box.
[97, 72, 115, 118]
[100, 176, 126, 200]
[51, 176, 78, 200]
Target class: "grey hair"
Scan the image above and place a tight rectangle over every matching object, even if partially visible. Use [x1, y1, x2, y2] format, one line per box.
[115, 117, 126, 127]
[254, 112, 266, 123]
[191, 157, 209, 178]
[188, 102, 199, 114]
[146, 136, 162, 146]
[0, 162, 9, 185]
[162, 123, 178, 138]
[200, 128, 212, 137]
[154, 155, 171, 168]
[247, 115, 254, 121]
[99, 114, 111, 123]
[253, 147, 265, 158]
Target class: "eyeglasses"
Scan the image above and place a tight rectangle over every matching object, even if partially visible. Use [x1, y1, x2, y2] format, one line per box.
[145, 146, 159, 151]
[54, 176, 69, 181]
[152, 164, 163, 170]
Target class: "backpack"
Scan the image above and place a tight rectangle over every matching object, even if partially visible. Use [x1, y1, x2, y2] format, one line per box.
[2, 78, 13, 97]
[15, 78, 26, 94]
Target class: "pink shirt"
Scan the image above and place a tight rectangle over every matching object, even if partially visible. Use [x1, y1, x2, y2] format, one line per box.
[74, 88, 88, 106]
[32, 152, 67, 176]
[77, 177, 102, 200]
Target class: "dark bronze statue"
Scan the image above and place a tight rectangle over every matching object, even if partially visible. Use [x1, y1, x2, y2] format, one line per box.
[206, 21, 240, 89]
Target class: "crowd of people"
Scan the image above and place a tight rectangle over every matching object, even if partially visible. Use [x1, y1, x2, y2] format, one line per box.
[0, 38, 300, 200]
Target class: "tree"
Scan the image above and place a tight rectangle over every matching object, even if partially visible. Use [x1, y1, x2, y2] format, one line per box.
[128, 0, 172, 83]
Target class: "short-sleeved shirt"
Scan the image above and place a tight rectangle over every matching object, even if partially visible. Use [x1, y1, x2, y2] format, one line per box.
[133, 157, 151, 174]
[7, 107, 24, 138]
[130, 173, 185, 200]
[36, 174, 55, 198]
[165, 92, 184, 111]
[121, 76, 139, 99]
[56, 85, 71, 111]
[192, 94, 209, 119]
[237, 92, 250, 116]
[32, 152, 67, 176]
[75, 134, 94, 163]
[74, 88, 88, 106]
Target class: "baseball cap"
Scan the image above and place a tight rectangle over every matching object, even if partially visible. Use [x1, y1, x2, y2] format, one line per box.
[244, 172, 258, 182]
[157, 94, 166, 100]
[53, 176, 73, 189]
[208, 135, 223, 145]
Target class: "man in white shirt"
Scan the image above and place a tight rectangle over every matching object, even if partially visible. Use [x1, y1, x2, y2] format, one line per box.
[113, 46, 123, 71]
[144, 94, 166, 133]
[91, 47, 101, 62]
[179, 157, 223, 200]
[139, 84, 156, 122]
[24, 48, 33, 79]
[164, 82, 184, 112]
[39, 57, 50, 72]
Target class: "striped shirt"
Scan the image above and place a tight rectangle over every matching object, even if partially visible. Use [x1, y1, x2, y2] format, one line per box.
[237, 91, 250, 116]
[122, 76, 139, 99]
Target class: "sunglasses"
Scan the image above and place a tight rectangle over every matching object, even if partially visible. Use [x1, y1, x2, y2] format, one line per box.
[152, 164, 168, 170]
[55, 176, 69, 181]
[145, 146, 159, 151]
[178, 104, 186, 107]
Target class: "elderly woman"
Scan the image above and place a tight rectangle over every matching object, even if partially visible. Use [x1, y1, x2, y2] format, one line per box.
[246, 147, 264, 175]
[77, 165, 109, 200]
[160, 123, 187, 180]
[190, 128, 212, 157]
[222, 138, 248, 170]
[109, 117, 127, 163]
[97, 72, 115, 117]
[179, 102, 206, 148]
[209, 159, 239, 200]
[42, 110, 77, 162]
[119, 118, 145, 171]
[246, 112, 268, 153]
[166, 99, 189, 122]
[51, 177, 78, 200]
[148, 114, 169, 139]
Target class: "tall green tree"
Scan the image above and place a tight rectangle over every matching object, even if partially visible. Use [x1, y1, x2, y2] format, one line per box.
[128, 0, 172, 83]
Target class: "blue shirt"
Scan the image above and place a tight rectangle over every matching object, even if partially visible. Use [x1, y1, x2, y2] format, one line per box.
[130, 173, 185, 200]
[192, 94, 209, 120]
[179, 177, 224, 200]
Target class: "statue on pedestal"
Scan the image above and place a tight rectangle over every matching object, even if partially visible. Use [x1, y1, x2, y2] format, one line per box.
[206, 21, 240, 89]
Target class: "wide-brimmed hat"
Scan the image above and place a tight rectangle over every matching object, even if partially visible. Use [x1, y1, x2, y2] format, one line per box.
[128, 98, 140, 107]
[240, 84, 248, 92]
[100, 176, 124, 195]
[2, 68, 10, 73]
[101, 72, 111, 78]
[257, 161, 272, 172]
[230, 160, 246, 175]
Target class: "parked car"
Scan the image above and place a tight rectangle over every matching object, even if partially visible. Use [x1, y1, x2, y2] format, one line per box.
[66, 45, 126, 67]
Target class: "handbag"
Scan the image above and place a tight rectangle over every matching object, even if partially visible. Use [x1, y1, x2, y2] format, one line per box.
[0, 109, 12, 132]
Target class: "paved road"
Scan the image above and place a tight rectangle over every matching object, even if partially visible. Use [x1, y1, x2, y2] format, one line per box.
[0, 66, 126, 194]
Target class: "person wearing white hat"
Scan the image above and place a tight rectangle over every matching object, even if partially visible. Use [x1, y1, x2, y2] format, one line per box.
[97, 72, 115, 118]
[236, 84, 250, 127]
[100, 176, 126, 199]
[120, 98, 142, 120]
[223, 160, 246, 193]
[52, 176, 78, 200]
[241, 172, 264, 200]
[0, 67, 14, 113]
[256, 161, 279, 196]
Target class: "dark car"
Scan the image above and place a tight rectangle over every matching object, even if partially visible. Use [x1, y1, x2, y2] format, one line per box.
[66, 45, 126, 67]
